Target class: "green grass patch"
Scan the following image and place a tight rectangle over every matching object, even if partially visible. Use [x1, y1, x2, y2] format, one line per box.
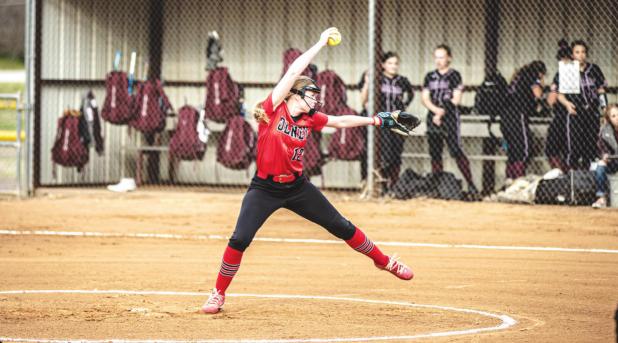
[0, 109, 24, 131]
[0, 56, 25, 70]
[0, 83, 25, 95]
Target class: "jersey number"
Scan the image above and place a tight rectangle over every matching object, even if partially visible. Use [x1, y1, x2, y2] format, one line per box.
[292, 148, 304, 162]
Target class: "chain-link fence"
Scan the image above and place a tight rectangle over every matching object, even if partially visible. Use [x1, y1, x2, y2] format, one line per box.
[28, 0, 618, 206]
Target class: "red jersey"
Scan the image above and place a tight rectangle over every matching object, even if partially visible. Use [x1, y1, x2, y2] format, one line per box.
[257, 93, 328, 175]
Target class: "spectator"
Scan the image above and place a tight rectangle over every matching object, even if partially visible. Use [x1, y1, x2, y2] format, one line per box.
[592, 104, 618, 209]
[501, 61, 546, 179]
[557, 40, 608, 170]
[545, 39, 572, 171]
[360, 51, 414, 193]
[421, 44, 478, 194]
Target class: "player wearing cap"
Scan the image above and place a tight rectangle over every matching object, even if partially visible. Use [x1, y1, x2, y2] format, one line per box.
[201, 28, 420, 314]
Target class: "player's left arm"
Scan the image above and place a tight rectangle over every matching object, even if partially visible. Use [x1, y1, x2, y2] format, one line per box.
[450, 72, 464, 106]
[326, 111, 421, 136]
[326, 115, 374, 129]
[402, 77, 415, 108]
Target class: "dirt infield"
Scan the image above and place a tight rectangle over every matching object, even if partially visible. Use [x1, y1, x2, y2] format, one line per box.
[1, 188, 617, 342]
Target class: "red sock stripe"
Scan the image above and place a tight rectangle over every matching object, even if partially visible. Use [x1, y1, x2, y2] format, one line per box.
[345, 227, 389, 267]
[219, 261, 240, 277]
[354, 237, 375, 254]
[214, 246, 244, 295]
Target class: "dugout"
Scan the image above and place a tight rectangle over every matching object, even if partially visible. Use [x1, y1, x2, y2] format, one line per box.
[24, 0, 618, 193]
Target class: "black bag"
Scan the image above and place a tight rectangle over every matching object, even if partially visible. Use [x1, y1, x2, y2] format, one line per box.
[429, 172, 463, 201]
[475, 72, 509, 147]
[535, 171, 596, 205]
[391, 169, 434, 200]
[474, 71, 508, 121]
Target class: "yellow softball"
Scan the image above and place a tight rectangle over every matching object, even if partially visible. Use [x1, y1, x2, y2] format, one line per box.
[328, 31, 341, 46]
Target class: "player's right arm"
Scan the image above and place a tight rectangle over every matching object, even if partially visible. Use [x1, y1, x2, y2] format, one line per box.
[421, 89, 445, 116]
[271, 28, 338, 108]
[558, 93, 576, 115]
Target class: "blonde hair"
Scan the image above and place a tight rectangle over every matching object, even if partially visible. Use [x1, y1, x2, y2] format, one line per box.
[254, 76, 317, 124]
[603, 103, 618, 126]
[253, 101, 269, 124]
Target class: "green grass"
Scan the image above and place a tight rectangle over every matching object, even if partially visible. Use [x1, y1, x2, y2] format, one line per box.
[0, 109, 22, 131]
[0, 83, 24, 94]
[0, 83, 25, 131]
[0, 56, 25, 70]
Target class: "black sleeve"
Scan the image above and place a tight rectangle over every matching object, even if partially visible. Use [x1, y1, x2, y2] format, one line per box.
[422, 73, 431, 90]
[401, 76, 414, 108]
[550, 72, 559, 93]
[450, 71, 464, 92]
[592, 64, 607, 90]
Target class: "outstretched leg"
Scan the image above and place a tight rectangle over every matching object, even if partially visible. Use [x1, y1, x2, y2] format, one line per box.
[286, 181, 413, 280]
[202, 188, 283, 314]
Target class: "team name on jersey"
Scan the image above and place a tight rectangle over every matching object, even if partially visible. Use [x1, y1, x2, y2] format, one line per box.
[428, 79, 450, 91]
[276, 117, 309, 141]
[380, 84, 403, 95]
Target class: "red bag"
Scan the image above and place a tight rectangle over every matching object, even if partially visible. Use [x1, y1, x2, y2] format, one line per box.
[216, 116, 256, 169]
[101, 71, 134, 124]
[170, 105, 206, 161]
[328, 107, 366, 161]
[51, 111, 89, 170]
[129, 79, 172, 134]
[204, 67, 240, 123]
[316, 70, 348, 114]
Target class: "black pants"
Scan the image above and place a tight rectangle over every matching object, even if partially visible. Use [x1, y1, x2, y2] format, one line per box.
[569, 108, 600, 169]
[228, 176, 356, 252]
[427, 112, 465, 162]
[501, 111, 533, 164]
[378, 128, 405, 185]
[545, 108, 569, 161]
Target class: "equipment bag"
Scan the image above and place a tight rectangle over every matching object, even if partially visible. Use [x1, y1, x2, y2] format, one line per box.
[316, 70, 348, 114]
[170, 105, 206, 161]
[204, 67, 240, 123]
[101, 71, 134, 124]
[535, 171, 596, 205]
[216, 115, 256, 169]
[51, 110, 89, 170]
[129, 79, 172, 134]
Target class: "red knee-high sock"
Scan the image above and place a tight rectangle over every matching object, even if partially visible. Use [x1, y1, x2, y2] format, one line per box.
[214, 246, 243, 295]
[345, 227, 389, 267]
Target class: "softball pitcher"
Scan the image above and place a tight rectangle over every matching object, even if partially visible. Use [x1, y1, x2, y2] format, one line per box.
[201, 28, 420, 314]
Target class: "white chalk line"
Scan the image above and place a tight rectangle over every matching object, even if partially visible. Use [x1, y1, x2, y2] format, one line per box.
[1, 229, 617, 254]
[0, 289, 517, 343]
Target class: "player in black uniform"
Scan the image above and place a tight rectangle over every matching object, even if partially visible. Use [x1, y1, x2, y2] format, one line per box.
[421, 45, 478, 194]
[501, 61, 546, 179]
[360, 51, 414, 193]
[545, 39, 573, 172]
[557, 40, 608, 170]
